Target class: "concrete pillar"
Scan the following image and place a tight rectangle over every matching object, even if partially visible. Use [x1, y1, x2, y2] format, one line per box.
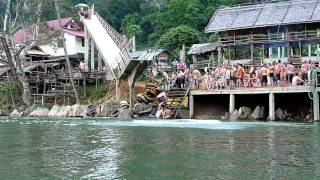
[229, 94, 235, 113]
[189, 95, 194, 119]
[90, 39, 95, 70]
[278, 47, 281, 59]
[98, 52, 102, 71]
[116, 79, 121, 100]
[84, 29, 89, 71]
[269, 93, 275, 121]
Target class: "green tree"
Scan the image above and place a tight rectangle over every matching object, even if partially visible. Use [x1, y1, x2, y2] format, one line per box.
[158, 25, 200, 51]
[126, 24, 142, 38]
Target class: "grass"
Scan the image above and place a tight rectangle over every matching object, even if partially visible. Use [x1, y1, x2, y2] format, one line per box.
[78, 83, 110, 104]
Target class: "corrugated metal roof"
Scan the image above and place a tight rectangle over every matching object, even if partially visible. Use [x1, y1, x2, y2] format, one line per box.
[205, 0, 320, 33]
[188, 43, 218, 55]
[130, 49, 168, 61]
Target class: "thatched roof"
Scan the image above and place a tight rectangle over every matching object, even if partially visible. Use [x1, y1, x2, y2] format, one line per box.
[188, 43, 218, 55]
[206, 0, 320, 33]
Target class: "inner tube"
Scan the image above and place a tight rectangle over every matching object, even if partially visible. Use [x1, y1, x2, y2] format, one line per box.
[144, 92, 155, 102]
[111, 109, 119, 117]
[146, 83, 156, 88]
[146, 89, 158, 97]
[139, 94, 149, 104]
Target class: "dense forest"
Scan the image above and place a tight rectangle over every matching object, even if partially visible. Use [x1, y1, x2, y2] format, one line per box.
[0, 0, 277, 53]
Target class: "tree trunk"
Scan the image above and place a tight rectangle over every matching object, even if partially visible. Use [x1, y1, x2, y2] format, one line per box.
[53, 0, 80, 104]
[3, 0, 11, 32]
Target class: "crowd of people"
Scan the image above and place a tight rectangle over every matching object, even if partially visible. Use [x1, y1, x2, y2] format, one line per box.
[163, 60, 319, 91]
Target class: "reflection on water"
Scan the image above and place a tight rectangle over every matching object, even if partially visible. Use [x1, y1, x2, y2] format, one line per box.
[0, 118, 319, 179]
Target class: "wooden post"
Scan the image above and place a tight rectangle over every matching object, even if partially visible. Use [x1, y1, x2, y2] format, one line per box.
[269, 47, 272, 61]
[282, 33, 285, 59]
[308, 44, 312, 58]
[98, 52, 102, 71]
[84, 30, 89, 71]
[192, 55, 197, 64]
[251, 44, 254, 64]
[116, 79, 120, 100]
[218, 46, 222, 65]
[91, 39, 95, 70]
[262, 44, 265, 64]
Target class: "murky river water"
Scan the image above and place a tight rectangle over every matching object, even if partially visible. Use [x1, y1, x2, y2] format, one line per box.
[0, 118, 319, 179]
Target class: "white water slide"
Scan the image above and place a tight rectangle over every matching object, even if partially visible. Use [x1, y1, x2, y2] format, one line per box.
[81, 11, 133, 79]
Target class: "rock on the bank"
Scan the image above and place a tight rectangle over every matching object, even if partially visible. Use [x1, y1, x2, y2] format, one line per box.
[229, 110, 239, 121]
[239, 106, 252, 119]
[96, 101, 118, 117]
[55, 106, 71, 117]
[48, 105, 61, 117]
[10, 109, 23, 117]
[117, 107, 133, 119]
[133, 103, 153, 115]
[29, 107, 50, 117]
[68, 105, 89, 118]
[276, 108, 286, 120]
[249, 106, 265, 120]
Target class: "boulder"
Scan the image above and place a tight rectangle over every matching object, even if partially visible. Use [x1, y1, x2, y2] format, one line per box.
[24, 104, 38, 116]
[55, 106, 71, 117]
[249, 106, 261, 120]
[239, 106, 252, 119]
[48, 105, 61, 117]
[117, 107, 133, 119]
[133, 103, 153, 115]
[29, 107, 50, 117]
[259, 106, 265, 119]
[96, 101, 118, 117]
[10, 109, 23, 117]
[68, 104, 89, 118]
[275, 108, 285, 120]
[0, 109, 7, 116]
[229, 109, 239, 121]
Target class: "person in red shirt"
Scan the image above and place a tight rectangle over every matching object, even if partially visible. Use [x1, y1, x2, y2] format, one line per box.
[236, 64, 245, 87]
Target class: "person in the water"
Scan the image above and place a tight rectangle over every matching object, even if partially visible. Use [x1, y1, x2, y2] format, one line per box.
[156, 102, 172, 119]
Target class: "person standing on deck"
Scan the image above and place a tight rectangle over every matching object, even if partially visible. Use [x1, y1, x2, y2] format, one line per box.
[260, 65, 268, 87]
[192, 69, 201, 89]
[301, 61, 309, 82]
[267, 63, 274, 86]
[172, 59, 178, 72]
[287, 62, 296, 85]
[236, 64, 244, 88]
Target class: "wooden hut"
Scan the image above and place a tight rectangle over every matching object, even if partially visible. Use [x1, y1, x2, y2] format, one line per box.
[205, 0, 320, 66]
[188, 43, 218, 69]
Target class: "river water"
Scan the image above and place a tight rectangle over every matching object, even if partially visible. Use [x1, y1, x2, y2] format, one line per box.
[0, 118, 319, 179]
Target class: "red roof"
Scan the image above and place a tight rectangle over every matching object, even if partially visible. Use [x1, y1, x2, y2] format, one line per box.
[13, 17, 83, 44]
